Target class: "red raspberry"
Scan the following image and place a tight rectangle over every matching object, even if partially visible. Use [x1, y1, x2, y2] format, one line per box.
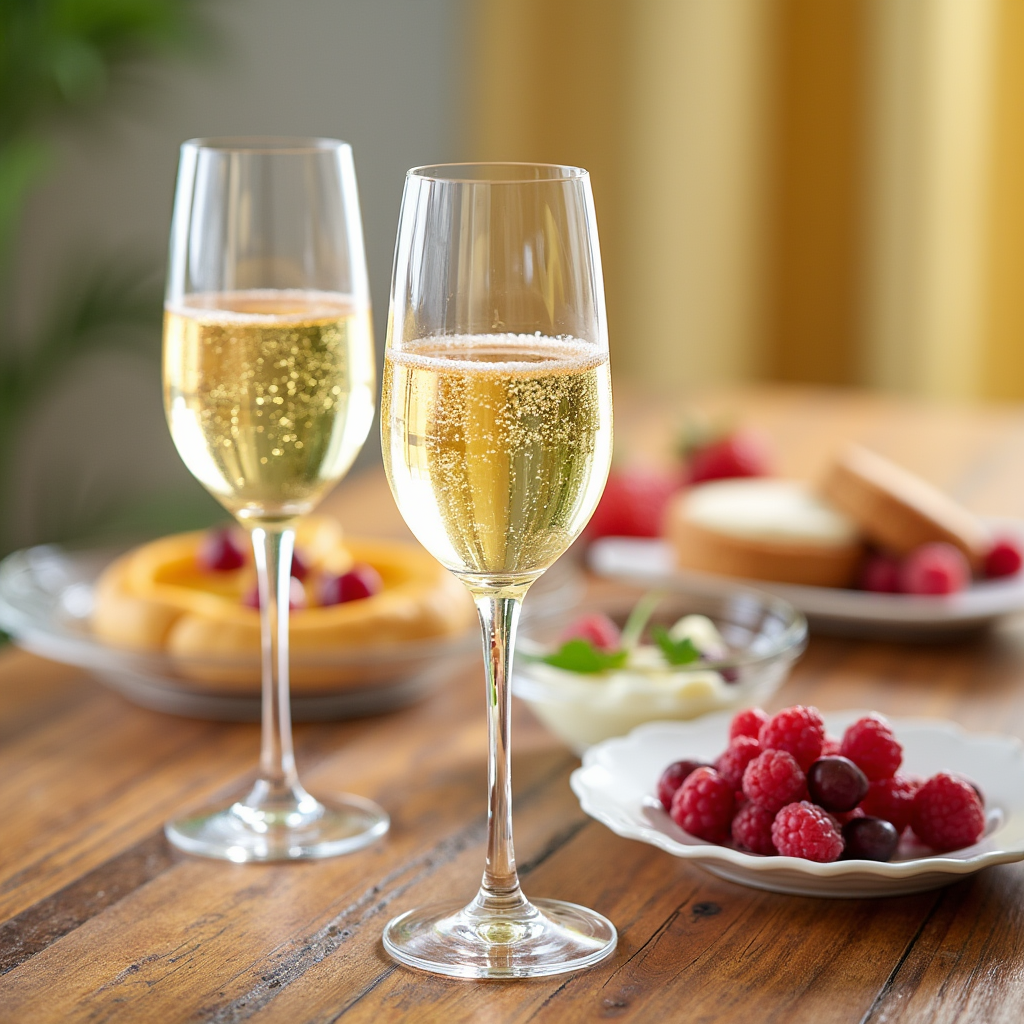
[899, 543, 970, 595]
[821, 734, 842, 756]
[742, 749, 806, 813]
[558, 612, 622, 652]
[686, 429, 771, 484]
[731, 803, 777, 855]
[318, 564, 383, 605]
[670, 767, 735, 842]
[840, 714, 902, 780]
[586, 467, 682, 539]
[715, 736, 762, 790]
[861, 773, 920, 834]
[730, 707, 769, 742]
[911, 773, 986, 852]
[656, 759, 708, 810]
[758, 705, 825, 769]
[985, 537, 1023, 579]
[772, 801, 845, 862]
[859, 552, 902, 593]
[197, 527, 247, 571]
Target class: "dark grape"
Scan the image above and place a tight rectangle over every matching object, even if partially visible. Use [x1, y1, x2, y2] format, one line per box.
[656, 760, 710, 810]
[807, 756, 869, 812]
[842, 816, 899, 862]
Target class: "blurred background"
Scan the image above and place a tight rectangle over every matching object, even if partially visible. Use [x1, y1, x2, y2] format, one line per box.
[2, 0, 1022, 555]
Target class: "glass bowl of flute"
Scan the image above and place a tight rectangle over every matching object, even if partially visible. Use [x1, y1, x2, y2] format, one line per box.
[513, 585, 808, 755]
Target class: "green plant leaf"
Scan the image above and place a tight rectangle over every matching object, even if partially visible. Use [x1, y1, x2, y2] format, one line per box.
[652, 626, 702, 665]
[535, 639, 628, 675]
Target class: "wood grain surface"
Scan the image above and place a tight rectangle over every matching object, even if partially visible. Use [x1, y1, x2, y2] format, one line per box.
[2, 385, 1024, 1023]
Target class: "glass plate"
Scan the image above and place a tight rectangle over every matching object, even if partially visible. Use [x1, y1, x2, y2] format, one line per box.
[0, 543, 582, 721]
[571, 711, 1024, 897]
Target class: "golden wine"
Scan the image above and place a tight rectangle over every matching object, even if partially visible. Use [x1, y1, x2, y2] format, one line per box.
[164, 290, 374, 521]
[382, 335, 612, 583]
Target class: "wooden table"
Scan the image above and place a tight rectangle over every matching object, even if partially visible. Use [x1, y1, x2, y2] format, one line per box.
[3, 386, 1024, 1023]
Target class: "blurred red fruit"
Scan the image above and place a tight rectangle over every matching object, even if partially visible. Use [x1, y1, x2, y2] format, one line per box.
[859, 552, 902, 593]
[197, 527, 247, 572]
[685, 429, 771, 485]
[558, 611, 622, 652]
[290, 548, 311, 580]
[984, 537, 1023, 579]
[586, 467, 682, 539]
[319, 564, 384, 605]
[899, 543, 970, 595]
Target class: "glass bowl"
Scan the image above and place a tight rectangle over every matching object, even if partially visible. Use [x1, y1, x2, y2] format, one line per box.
[513, 586, 807, 754]
[0, 543, 580, 721]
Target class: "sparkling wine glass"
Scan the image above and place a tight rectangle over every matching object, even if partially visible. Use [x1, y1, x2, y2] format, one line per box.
[162, 137, 389, 861]
[380, 163, 617, 977]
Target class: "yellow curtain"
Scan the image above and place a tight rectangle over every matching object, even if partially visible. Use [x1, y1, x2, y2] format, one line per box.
[468, 0, 1024, 402]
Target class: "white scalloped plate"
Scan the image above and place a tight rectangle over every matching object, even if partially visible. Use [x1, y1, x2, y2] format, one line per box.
[570, 711, 1024, 897]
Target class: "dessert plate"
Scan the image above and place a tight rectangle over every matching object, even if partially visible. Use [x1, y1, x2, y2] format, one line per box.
[588, 522, 1024, 639]
[570, 711, 1024, 897]
[0, 543, 579, 721]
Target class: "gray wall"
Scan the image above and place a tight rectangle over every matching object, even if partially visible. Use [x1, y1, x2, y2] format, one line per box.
[12, 0, 465, 546]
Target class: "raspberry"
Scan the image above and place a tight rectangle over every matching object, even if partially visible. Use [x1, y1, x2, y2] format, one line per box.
[715, 736, 761, 790]
[911, 773, 986, 852]
[730, 707, 769, 742]
[318, 564, 383, 605]
[731, 803, 777, 855]
[670, 767, 735, 842]
[558, 612, 622, 652]
[840, 714, 902, 780]
[821, 734, 842, 756]
[758, 705, 825, 769]
[742, 749, 806, 813]
[899, 543, 970, 595]
[985, 537, 1023, 579]
[772, 801, 844, 862]
[859, 552, 902, 593]
[656, 759, 708, 810]
[861, 773, 919, 833]
[197, 527, 247, 571]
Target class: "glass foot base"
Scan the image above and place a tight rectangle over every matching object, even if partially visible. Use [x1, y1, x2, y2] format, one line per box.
[165, 791, 389, 862]
[383, 897, 617, 978]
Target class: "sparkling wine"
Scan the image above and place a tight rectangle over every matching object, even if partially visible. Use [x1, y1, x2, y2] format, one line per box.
[382, 334, 612, 583]
[164, 290, 374, 521]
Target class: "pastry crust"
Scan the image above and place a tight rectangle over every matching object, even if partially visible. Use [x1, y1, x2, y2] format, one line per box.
[92, 519, 474, 692]
[664, 479, 864, 588]
[821, 444, 990, 570]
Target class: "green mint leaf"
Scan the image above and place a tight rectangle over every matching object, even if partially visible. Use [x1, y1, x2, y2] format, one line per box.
[652, 626, 701, 666]
[537, 638, 628, 674]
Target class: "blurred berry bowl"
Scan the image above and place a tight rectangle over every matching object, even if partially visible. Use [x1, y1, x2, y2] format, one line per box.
[513, 586, 807, 754]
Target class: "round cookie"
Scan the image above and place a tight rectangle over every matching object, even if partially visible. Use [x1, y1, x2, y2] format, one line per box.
[821, 445, 990, 571]
[664, 478, 864, 588]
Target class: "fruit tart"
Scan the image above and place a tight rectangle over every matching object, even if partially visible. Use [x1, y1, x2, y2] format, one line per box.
[91, 516, 475, 691]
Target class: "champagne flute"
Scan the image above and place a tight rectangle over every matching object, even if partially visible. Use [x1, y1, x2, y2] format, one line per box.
[162, 137, 389, 861]
[380, 163, 616, 977]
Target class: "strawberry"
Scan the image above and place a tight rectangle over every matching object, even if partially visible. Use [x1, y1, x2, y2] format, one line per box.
[684, 429, 771, 485]
[586, 467, 682, 539]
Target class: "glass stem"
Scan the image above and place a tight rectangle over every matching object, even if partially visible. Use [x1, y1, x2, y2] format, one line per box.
[473, 593, 527, 913]
[248, 524, 304, 805]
